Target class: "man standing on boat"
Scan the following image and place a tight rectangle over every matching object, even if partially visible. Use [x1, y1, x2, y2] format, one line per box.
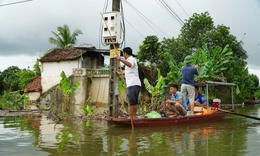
[116, 47, 141, 119]
[181, 55, 199, 115]
[166, 84, 188, 117]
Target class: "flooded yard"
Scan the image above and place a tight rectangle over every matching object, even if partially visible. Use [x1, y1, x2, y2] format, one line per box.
[1, 105, 260, 156]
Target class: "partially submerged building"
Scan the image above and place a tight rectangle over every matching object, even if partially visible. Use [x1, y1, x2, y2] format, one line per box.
[26, 47, 110, 116]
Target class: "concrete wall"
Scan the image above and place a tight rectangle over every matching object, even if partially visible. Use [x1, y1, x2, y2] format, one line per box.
[91, 77, 109, 105]
[38, 69, 109, 116]
[72, 76, 91, 116]
[27, 92, 41, 101]
[40, 60, 81, 93]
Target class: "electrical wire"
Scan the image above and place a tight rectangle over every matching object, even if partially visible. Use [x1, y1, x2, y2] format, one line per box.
[157, 0, 184, 26]
[124, 18, 145, 38]
[120, 0, 126, 48]
[0, 0, 33, 7]
[240, 33, 246, 41]
[155, 0, 181, 25]
[164, 0, 184, 24]
[124, 0, 169, 38]
[99, 0, 111, 47]
[175, 0, 190, 18]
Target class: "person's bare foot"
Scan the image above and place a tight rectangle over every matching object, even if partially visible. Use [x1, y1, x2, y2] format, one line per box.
[169, 114, 179, 118]
[127, 116, 137, 119]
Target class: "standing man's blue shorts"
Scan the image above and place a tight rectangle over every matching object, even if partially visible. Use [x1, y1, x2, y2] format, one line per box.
[127, 85, 140, 105]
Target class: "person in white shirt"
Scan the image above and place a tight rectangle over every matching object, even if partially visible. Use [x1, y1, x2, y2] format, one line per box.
[116, 47, 141, 119]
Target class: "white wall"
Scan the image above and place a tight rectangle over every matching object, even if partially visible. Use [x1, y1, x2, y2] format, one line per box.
[41, 60, 81, 93]
[27, 92, 41, 101]
[91, 77, 109, 104]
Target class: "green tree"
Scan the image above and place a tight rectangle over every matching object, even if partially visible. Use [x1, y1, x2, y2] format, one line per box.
[243, 74, 259, 100]
[0, 71, 4, 95]
[137, 12, 250, 103]
[180, 12, 214, 51]
[17, 69, 36, 89]
[33, 59, 41, 76]
[49, 24, 83, 48]
[138, 35, 161, 67]
[179, 12, 247, 83]
[137, 36, 161, 85]
[254, 86, 260, 99]
[1, 66, 21, 92]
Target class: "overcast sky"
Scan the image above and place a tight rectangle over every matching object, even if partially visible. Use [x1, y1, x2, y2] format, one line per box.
[1, 0, 260, 78]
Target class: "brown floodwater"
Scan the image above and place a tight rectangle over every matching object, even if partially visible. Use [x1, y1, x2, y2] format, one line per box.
[0, 105, 260, 156]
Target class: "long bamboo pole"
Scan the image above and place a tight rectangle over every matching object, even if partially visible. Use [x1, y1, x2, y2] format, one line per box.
[218, 109, 260, 121]
[100, 12, 134, 129]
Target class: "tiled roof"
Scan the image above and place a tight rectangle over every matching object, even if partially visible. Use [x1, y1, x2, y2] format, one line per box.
[24, 76, 42, 92]
[39, 47, 87, 62]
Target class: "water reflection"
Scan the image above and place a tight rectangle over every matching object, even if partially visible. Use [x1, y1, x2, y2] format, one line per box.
[0, 105, 260, 156]
[0, 116, 49, 156]
[105, 122, 247, 156]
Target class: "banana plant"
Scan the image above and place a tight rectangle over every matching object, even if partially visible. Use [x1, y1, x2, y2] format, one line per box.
[193, 43, 233, 82]
[3, 90, 28, 109]
[163, 53, 183, 84]
[143, 69, 166, 109]
[57, 71, 80, 112]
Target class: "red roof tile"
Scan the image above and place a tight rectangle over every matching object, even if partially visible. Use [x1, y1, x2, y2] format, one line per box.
[24, 76, 42, 92]
[39, 47, 87, 62]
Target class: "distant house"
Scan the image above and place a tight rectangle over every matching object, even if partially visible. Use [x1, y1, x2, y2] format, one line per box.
[35, 47, 111, 116]
[39, 47, 109, 93]
[24, 75, 42, 102]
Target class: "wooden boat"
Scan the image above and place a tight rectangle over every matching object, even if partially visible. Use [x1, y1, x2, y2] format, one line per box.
[107, 81, 237, 127]
[107, 110, 228, 127]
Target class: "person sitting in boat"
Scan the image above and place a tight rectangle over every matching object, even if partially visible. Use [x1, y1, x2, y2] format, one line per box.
[166, 84, 189, 117]
[187, 85, 207, 107]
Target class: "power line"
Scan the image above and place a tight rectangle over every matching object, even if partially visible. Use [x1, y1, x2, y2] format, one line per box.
[156, 0, 184, 26]
[175, 0, 190, 18]
[120, 0, 126, 47]
[240, 32, 246, 41]
[0, 0, 33, 7]
[99, 0, 111, 47]
[157, 0, 184, 26]
[124, 0, 170, 38]
[124, 18, 145, 38]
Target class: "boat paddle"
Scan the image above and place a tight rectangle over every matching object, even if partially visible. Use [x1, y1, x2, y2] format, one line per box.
[218, 109, 260, 121]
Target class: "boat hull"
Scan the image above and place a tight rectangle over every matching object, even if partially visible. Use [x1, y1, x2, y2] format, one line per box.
[107, 112, 227, 127]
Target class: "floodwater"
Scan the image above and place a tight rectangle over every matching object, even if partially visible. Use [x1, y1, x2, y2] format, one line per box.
[0, 105, 260, 156]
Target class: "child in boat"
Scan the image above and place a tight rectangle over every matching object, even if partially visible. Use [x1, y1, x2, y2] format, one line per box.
[166, 84, 189, 117]
[187, 85, 207, 107]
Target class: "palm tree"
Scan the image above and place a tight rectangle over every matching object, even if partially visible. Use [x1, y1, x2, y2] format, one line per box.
[49, 24, 83, 48]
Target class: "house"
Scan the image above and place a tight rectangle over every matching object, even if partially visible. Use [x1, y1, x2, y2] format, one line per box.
[37, 47, 110, 115]
[39, 47, 109, 93]
[24, 75, 42, 102]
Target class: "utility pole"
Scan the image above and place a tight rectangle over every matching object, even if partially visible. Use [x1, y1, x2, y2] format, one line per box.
[108, 0, 121, 117]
